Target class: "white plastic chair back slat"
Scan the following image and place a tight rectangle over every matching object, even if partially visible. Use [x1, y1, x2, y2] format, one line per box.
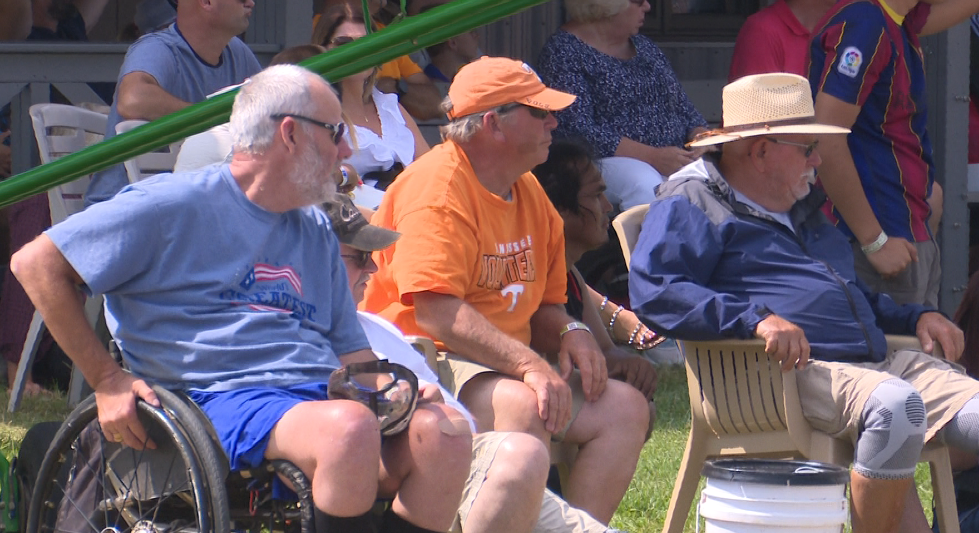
[115, 120, 183, 183]
[29, 103, 108, 224]
[11, 104, 108, 414]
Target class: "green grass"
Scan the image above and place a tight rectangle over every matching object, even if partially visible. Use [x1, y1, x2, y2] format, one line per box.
[0, 388, 71, 462]
[608, 364, 937, 533]
[0, 367, 940, 533]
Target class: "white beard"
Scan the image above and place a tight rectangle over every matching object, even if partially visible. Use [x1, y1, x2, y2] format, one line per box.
[290, 141, 338, 205]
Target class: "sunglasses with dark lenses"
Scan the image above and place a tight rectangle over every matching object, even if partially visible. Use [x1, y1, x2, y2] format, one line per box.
[498, 103, 551, 120]
[341, 250, 372, 269]
[765, 137, 818, 158]
[271, 113, 346, 145]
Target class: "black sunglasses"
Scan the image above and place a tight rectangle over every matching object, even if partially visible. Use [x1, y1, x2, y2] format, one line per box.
[341, 250, 372, 269]
[765, 137, 818, 158]
[271, 113, 346, 145]
[498, 103, 551, 120]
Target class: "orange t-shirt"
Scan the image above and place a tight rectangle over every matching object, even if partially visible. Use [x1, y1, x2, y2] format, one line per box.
[374, 22, 423, 80]
[377, 54, 423, 80]
[363, 141, 568, 347]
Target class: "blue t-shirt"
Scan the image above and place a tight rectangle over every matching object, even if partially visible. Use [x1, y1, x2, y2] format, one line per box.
[49, 165, 370, 392]
[85, 24, 261, 205]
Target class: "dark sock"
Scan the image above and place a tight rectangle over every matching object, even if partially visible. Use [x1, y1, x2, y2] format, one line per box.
[315, 509, 378, 533]
[380, 508, 443, 533]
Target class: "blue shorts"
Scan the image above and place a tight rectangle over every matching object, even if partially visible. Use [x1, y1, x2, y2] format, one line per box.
[188, 382, 331, 472]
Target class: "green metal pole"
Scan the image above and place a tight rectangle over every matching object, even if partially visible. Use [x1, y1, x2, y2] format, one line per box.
[0, 0, 548, 209]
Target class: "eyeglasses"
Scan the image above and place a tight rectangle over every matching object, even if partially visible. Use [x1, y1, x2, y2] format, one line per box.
[498, 103, 552, 120]
[341, 250, 372, 269]
[765, 137, 818, 158]
[271, 113, 346, 145]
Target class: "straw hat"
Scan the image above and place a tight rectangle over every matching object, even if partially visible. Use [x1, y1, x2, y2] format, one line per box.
[688, 73, 849, 147]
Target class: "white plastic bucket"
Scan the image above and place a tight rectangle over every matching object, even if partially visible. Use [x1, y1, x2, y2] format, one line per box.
[698, 459, 850, 533]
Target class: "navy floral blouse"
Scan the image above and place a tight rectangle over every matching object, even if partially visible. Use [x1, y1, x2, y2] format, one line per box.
[537, 30, 707, 158]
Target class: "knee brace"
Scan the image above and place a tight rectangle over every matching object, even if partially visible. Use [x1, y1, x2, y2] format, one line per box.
[853, 379, 926, 480]
[939, 394, 979, 454]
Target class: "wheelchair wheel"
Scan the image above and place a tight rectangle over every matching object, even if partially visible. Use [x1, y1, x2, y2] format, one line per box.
[26, 394, 229, 533]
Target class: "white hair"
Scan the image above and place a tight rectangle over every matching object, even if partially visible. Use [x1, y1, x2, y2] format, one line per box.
[229, 64, 320, 155]
[439, 96, 516, 143]
[564, 0, 630, 22]
[440, 96, 485, 143]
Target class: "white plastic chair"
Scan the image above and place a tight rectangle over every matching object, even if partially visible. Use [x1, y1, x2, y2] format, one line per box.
[666, 337, 958, 533]
[115, 120, 183, 183]
[9, 103, 109, 412]
[611, 203, 649, 270]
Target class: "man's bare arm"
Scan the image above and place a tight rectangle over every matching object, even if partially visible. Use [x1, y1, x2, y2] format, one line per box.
[412, 291, 572, 432]
[11, 235, 159, 448]
[116, 72, 192, 121]
[920, 0, 979, 36]
[813, 92, 917, 277]
[414, 291, 545, 377]
[338, 348, 380, 366]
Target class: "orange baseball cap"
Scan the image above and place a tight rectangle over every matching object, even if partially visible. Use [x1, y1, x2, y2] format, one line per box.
[446, 57, 577, 119]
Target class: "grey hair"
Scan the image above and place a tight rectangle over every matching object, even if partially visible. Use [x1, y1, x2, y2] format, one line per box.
[230, 64, 319, 155]
[439, 95, 516, 143]
[564, 0, 630, 22]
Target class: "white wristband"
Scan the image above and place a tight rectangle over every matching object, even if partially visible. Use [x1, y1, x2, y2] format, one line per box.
[861, 231, 888, 255]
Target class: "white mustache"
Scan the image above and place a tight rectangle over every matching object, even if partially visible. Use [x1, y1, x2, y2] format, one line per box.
[802, 168, 817, 184]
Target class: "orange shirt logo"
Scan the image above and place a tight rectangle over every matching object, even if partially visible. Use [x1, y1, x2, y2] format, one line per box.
[476, 249, 537, 290]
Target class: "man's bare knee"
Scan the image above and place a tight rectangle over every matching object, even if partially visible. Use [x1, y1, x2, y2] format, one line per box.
[380, 405, 472, 499]
[268, 400, 382, 516]
[570, 380, 649, 443]
[604, 380, 650, 427]
[460, 374, 547, 437]
[384, 405, 473, 481]
[495, 433, 550, 485]
[408, 405, 474, 450]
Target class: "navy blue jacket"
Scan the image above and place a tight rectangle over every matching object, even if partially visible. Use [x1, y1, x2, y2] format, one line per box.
[628, 158, 931, 363]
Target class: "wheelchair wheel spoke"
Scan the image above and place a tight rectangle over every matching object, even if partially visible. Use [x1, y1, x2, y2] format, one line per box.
[28, 397, 217, 533]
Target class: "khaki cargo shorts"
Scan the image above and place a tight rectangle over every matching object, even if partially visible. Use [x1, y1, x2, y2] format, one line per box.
[797, 349, 979, 443]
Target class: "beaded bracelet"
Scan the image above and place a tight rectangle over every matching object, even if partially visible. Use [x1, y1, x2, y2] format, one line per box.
[599, 296, 610, 313]
[607, 306, 624, 331]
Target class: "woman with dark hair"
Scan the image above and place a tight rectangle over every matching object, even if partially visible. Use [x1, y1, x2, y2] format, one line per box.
[312, 5, 429, 208]
[534, 140, 661, 409]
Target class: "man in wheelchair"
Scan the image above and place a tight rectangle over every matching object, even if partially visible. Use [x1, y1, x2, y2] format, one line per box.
[11, 64, 473, 533]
